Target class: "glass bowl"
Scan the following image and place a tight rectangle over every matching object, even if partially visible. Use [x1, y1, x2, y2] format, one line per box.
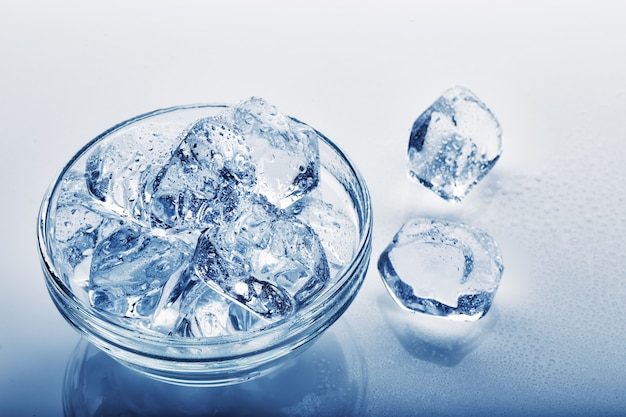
[37, 103, 372, 386]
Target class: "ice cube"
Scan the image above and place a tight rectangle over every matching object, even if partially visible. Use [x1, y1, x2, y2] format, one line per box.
[232, 97, 320, 208]
[265, 218, 330, 305]
[85, 126, 178, 222]
[287, 196, 357, 271]
[408, 86, 502, 201]
[53, 171, 105, 271]
[89, 224, 191, 318]
[148, 116, 256, 230]
[191, 196, 330, 321]
[173, 282, 262, 338]
[149, 266, 264, 337]
[378, 218, 504, 321]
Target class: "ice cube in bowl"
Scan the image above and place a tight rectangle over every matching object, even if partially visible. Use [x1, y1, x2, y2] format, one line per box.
[37, 102, 372, 386]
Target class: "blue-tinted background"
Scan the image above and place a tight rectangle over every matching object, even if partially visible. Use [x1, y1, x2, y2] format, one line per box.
[1, 1, 625, 415]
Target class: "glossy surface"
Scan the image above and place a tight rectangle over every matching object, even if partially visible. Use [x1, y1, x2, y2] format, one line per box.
[2, 0, 626, 415]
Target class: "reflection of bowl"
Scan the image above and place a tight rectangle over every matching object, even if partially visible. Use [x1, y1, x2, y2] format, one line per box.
[63, 320, 367, 416]
[37, 104, 372, 386]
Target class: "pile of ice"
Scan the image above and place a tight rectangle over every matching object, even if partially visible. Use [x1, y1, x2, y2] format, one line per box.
[53, 98, 357, 337]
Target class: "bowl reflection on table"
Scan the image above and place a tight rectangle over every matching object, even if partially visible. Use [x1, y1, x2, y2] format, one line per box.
[38, 104, 372, 386]
[63, 319, 367, 417]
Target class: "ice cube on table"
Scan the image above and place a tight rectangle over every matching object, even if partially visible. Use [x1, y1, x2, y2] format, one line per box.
[233, 97, 320, 208]
[89, 225, 191, 319]
[287, 196, 357, 271]
[408, 86, 502, 201]
[148, 116, 256, 230]
[378, 218, 504, 321]
[191, 196, 330, 321]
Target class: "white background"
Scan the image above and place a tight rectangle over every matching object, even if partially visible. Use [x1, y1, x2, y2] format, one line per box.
[1, 1, 625, 415]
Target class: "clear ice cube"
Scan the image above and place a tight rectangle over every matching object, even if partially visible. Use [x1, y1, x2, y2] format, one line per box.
[378, 218, 504, 321]
[191, 196, 330, 321]
[89, 225, 191, 318]
[150, 263, 264, 337]
[287, 196, 357, 271]
[174, 282, 261, 338]
[54, 171, 105, 271]
[232, 97, 320, 208]
[148, 116, 256, 230]
[86, 126, 178, 222]
[408, 86, 502, 201]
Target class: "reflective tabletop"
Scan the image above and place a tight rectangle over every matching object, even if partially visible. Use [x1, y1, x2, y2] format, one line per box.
[1, 1, 625, 415]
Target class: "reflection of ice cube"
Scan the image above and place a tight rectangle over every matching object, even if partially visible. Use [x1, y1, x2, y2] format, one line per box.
[89, 225, 190, 318]
[378, 218, 504, 321]
[233, 97, 320, 208]
[288, 196, 357, 271]
[191, 196, 330, 321]
[408, 86, 502, 201]
[148, 117, 256, 230]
